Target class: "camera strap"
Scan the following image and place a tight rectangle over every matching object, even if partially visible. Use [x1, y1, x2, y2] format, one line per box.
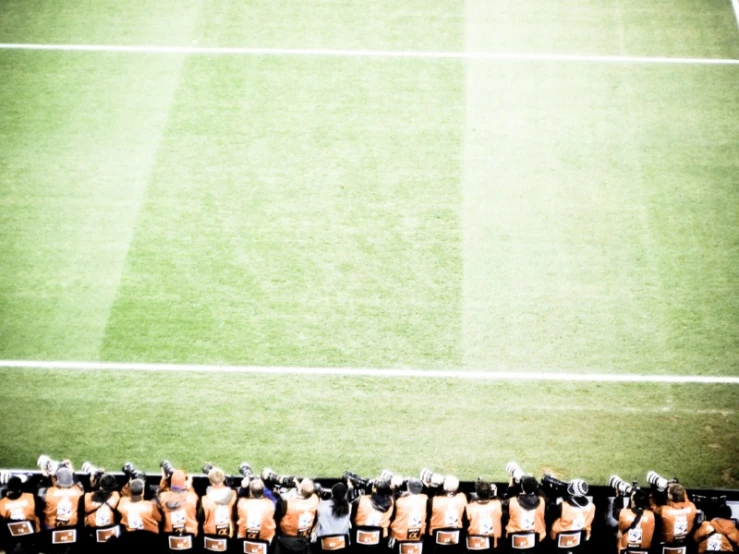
[85, 497, 118, 519]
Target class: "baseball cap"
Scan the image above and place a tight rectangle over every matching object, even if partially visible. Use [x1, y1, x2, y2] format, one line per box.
[171, 470, 187, 490]
[56, 468, 74, 488]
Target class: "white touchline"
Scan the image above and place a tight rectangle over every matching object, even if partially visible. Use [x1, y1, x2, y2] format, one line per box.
[0, 43, 738, 66]
[733, 0, 739, 29]
[0, 360, 738, 384]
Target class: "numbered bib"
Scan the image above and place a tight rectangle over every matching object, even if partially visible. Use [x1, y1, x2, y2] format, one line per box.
[627, 527, 643, 545]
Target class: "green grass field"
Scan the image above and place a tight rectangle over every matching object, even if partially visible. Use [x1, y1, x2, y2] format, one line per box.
[0, 1, 737, 488]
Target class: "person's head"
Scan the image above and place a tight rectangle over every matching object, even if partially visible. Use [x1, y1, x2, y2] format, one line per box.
[716, 504, 733, 520]
[443, 475, 459, 494]
[408, 478, 423, 495]
[249, 478, 265, 498]
[208, 467, 226, 487]
[129, 478, 145, 500]
[373, 478, 391, 496]
[630, 489, 649, 510]
[332, 482, 348, 502]
[6, 476, 23, 499]
[99, 474, 117, 493]
[170, 470, 187, 492]
[475, 479, 495, 501]
[299, 478, 315, 498]
[521, 476, 539, 495]
[55, 467, 74, 488]
[668, 483, 686, 503]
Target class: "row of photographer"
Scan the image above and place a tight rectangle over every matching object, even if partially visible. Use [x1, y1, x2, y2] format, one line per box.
[0, 458, 736, 554]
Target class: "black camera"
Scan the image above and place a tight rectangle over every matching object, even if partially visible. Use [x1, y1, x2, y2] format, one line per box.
[541, 474, 568, 495]
[160, 460, 175, 477]
[122, 462, 146, 481]
[314, 482, 333, 500]
[239, 463, 254, 480]
[261, 468, 296, 488]
[343, 471, 371, 489]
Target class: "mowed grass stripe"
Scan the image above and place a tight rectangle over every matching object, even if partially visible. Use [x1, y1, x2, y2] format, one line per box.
[97, 56, 464, 368]
[461, 56, 739, 375]
[0, 370, 735, 487]
[0, 48, 198, 360]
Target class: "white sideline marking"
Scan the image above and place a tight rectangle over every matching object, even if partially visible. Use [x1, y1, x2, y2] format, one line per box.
[0, 43, 738, 66]
[733, 0, 739, 29]
[0, 360, 738, 384]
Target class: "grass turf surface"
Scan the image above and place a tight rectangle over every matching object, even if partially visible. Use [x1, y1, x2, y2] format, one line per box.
[0, 1, 737, 485]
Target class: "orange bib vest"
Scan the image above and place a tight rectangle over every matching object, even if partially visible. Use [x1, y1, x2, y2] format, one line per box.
[505, 497, 545, 542]
[0, 492, 40, 532]
[117, 497, 161, 534]
[237, 497, 277, 541]
[202, 489, 237, 537]
[390, 494, 428, 541]
[355, 495, 394, 536]
[466, 499, 502, 546]
[617, 508, 655, 552]
[159, 490, 199, 536]
[694, 519, 739, 553]
[279, 495, 319, 538]
[430, 493, 467, 533]
[84, 491, 120, 528]
[550, 500, 595, 540]
[43, 486, 84, 528]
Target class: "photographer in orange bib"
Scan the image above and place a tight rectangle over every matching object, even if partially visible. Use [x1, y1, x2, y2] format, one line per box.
[426, 475, 467, 554]
[274, 477, 320, 554]
[199, 466, 237, 553]
[117, 477, 162, 552]
[237, 478, 278, 554]
[36, 461, 84, 554]
[502, 472, 546, 553]
[389, 479, 428, 554]
[463, 480, 502, 554]
[351, 476, 394, 554]
[82, 471, 121, 553]
[648, 473, 697, 554]
[157, 464, 200, 553]
[0, 474, 41, 554]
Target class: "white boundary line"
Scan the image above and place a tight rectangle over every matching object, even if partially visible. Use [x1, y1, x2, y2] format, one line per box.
[0, 43, 738, 66]
[0, 360, 738, 384]
[732, 0, 739, 29]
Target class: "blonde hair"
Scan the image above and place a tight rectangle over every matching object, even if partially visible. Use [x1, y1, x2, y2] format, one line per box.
[208, 467, 226, 486]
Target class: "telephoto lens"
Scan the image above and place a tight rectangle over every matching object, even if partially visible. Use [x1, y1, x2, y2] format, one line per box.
[239, 463, 253, 478]
[82, 461, 100, 475]
[202, 463, 214, 475]
[647, 471, 670, 492]
[420, 468, 445, 488]
[160, 460, 175, 476]
[608, 475, 633, 495]
[505, 462, 526, 483]
[37, 455, 61, 475]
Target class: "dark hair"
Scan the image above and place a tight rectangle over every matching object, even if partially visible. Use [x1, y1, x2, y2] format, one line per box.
[521, 476, 539, 495]
[631, 490, 649, 510]
[716, 505, 733, 520]
[331, 483, 350, 518]
[668, 484, 686, 503]
[475, 480, 492, 501]
[371, 480, 393, 513]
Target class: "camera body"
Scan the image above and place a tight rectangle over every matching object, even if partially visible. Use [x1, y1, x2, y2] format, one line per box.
[342, 471, 370, 490]
[262, 468, 297, 489]
[122, 462, 146, 481]
[160, 460, 176, 477]
[541, 474, 569, 497]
